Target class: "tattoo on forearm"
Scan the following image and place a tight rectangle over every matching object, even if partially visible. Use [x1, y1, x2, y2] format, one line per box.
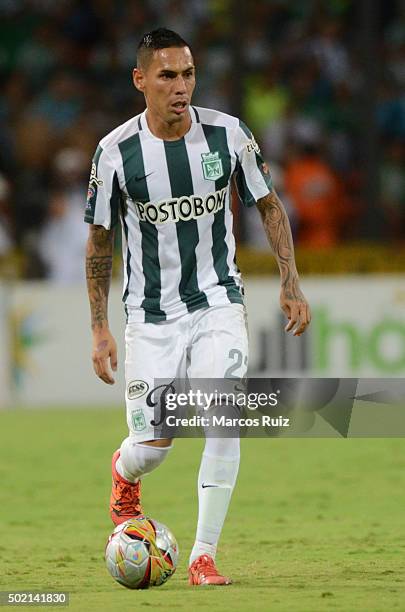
[257, 190, 303, 301]
[86, 226, 114, 330]
[86, 256, 112, 279]
[88, 280, 110, 329]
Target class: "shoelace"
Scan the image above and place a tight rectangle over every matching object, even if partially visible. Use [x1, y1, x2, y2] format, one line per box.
[192, 555, 219, 576]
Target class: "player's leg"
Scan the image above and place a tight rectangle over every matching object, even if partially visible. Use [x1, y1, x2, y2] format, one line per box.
[110, 315, 186, 525]
[187, 304, 248, 585]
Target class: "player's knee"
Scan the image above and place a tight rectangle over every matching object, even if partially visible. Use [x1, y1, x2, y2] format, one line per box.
[120, 437, 172, 480]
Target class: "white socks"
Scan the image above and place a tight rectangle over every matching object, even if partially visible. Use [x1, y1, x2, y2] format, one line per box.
[115, 435, 240, 567]
[189, 437, 240, 565]
[116, 437, 172, 483]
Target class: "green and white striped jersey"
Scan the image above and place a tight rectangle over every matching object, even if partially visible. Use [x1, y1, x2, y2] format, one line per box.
[84, 106, 272, 322]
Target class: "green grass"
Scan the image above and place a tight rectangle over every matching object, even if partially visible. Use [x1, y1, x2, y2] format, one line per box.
[1, 409, 405, 611]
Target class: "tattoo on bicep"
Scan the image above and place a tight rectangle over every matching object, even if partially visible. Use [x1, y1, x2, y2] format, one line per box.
[87, 225, 115, 255]
[257, 191, 293, 260]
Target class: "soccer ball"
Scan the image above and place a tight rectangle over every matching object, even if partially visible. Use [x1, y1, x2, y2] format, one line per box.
[105, 516, 179, 589]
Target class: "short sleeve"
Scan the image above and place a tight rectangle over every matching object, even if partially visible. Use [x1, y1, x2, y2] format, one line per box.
[84, 145, 121, 229]
[234, 120, 273, 207]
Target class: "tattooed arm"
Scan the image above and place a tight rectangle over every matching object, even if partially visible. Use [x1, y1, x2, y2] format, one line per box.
[257, 189, 311, 336]
[86, 225, 118, 384]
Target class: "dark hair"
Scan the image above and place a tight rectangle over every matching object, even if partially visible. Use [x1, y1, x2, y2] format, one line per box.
[137, 28, 191, 68]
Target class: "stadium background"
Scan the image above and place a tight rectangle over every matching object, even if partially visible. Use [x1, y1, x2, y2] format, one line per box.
[1, 2, 405, 610]
[0, 0, 404, 406]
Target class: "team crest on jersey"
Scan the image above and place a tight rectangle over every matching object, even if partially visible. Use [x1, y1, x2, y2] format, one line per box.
[201, 151, 224, 181]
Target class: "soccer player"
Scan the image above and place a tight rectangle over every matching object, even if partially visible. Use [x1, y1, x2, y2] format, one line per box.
[85, 28, 310, 585]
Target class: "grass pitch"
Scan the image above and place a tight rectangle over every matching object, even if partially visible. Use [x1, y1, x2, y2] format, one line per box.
[0, 408, 405, 611]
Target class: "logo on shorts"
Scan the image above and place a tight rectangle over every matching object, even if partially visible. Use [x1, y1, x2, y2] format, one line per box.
[127, 380, 149, 400]
[131, 409, 147, 432]
[201, 151, 224, 181]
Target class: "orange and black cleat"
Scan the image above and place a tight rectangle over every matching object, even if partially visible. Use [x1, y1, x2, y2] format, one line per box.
[188, 554, 232, 586]
[110, 450, 143, 526]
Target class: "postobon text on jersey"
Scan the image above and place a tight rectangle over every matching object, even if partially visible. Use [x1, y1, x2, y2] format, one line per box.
[130, 187, 228, 225]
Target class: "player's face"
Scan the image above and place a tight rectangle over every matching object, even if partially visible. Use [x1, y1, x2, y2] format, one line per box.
[133, 47, 195, 125]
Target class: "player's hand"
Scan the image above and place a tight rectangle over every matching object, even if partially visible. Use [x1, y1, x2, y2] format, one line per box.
[91, 329, 118, 385]
[280, 284, 311, 336]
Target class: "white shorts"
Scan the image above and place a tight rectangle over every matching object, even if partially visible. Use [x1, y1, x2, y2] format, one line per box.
[124, 303, 249, 442]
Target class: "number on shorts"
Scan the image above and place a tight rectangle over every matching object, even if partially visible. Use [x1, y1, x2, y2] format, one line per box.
[225, 348, 247, 379]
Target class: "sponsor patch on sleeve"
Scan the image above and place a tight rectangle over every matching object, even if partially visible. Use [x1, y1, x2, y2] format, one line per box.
[246, 136, 260, 154]
[89, 162, 103, 187]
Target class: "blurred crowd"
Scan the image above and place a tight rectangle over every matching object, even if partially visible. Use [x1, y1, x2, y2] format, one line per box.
[0, 0, 404, 282]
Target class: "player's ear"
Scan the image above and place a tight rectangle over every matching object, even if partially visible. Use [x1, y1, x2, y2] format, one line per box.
[133, 68, 145, 92]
